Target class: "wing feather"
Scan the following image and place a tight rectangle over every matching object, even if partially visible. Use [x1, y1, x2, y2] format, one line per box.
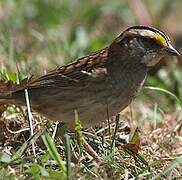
[27, 48, 108, 88]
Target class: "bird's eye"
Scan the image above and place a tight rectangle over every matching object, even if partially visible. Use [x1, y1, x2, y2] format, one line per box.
[140, 37, 154, 47]
[143, 38, 152, 46]
[139, 37, 162, 49]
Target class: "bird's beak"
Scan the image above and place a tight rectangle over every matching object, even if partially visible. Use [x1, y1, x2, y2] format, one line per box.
[165, 42, 180, 57]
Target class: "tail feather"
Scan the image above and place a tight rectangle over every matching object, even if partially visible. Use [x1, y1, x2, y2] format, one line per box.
[0, 80, 14, 98]
[0, 78, 31, 101]
[0, 80, 15, 113]
[0, 80, 23, 100]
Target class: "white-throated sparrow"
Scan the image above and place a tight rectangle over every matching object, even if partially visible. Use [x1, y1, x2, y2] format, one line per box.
[0, 26, 180, 131]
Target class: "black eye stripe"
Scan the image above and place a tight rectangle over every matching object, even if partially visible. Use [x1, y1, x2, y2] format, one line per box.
[124, 34, 165, 45]
[118, 35, 164, 49]
[138, 36, 163, 47]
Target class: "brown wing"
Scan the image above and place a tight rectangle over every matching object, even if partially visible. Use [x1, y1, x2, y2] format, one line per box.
[27, 47, 108, 88]
[0, 47, 108, 100]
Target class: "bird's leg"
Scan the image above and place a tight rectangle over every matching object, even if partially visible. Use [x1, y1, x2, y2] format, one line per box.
[82, 137, 104, 163]
[56, 122, 104, 163]
[55, 122, 79, 163]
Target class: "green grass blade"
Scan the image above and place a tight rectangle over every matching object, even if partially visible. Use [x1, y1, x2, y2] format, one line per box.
[42, 132, 66, 174]
[65, 134, 71, 179]
[110, 114, 120, 152]
[154, 156, 182, 179]
[144, 86, 182, 107]
[74, 110, 83, 157]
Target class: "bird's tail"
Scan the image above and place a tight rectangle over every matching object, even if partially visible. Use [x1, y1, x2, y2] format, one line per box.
[0, 78, 30, 103]
[0, 80, 17, 115]
[0, 80, 15, 101]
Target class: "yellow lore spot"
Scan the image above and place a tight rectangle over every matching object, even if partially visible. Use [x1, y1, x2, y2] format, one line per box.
[154, 34, 168, 46]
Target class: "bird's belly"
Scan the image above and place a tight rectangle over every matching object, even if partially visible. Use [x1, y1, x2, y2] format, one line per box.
[32, 84, 135, 130]
[29, 68, 146, 130]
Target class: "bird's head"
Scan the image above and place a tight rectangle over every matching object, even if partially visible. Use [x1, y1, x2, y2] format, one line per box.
[112, 25, 180, 67]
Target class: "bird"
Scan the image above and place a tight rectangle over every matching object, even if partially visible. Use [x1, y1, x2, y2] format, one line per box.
[0, 25, 179, 134]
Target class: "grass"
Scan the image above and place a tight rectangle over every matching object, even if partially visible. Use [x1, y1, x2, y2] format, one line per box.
[0, 0, 182, 179]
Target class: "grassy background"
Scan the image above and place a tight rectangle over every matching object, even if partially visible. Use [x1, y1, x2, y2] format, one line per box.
[0, 0, 181, 179]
